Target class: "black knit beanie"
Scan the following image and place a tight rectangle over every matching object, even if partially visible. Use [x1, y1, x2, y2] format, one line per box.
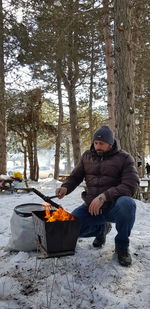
[93, 126, 114, 145]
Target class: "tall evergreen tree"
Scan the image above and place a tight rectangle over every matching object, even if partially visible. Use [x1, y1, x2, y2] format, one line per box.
[103, 0, 115, 131]
[114, 0, 136, 157]
[0, 0, 6, 174]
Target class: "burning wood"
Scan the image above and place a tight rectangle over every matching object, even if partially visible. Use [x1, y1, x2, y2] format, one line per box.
[32, 201, 80, 257]
[42, 203, 75, 222]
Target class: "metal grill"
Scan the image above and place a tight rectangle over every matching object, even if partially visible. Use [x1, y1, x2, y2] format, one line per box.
[32, 210, 80, 257]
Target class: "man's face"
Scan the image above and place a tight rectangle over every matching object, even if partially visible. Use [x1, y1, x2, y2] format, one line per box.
[93, 140, 112, 155]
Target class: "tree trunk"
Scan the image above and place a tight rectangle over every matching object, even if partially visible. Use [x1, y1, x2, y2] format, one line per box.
[114, 0, 136, 158]
[33, 133, 39, 181]
[145, 100, 150, 160]
[136, 75, 145, 177]
[138, 106, 145, 177]
[54, 73, 63, 180]
[103, 0, 115, 131]
[89, 31, 94, 142]
[27, 132, 38, 181]
[58, 58, 81, 166]
[0, 0, 6, 174]
[22, 141, 28, 179]
[27, 138, 33, 179]
[65, 137, 71, 174]
[68, 84, 81, 166]
[56, 1, 81, 167]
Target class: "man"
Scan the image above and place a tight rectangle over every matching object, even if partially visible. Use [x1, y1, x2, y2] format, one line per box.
[145, 162, 150, 178]
[56, 126, 139, 267]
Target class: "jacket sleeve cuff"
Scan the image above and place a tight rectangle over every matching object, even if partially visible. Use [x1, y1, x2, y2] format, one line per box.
[61, 184, 71, 195]
[104, 190, 112, 201]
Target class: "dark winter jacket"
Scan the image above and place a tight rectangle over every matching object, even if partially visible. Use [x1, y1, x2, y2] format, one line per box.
[61, 140, 139, 207]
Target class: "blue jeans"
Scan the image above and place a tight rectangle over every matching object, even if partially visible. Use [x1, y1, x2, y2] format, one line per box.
[72, 196, 136, 249]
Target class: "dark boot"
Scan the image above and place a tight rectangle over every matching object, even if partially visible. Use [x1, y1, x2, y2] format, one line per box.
[115, 246, 132, 267]
[93, 223, 112, 248]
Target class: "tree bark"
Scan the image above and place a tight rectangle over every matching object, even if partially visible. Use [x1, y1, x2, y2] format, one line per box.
[27, 131, 38, 181]
[58, 55, 81, 167]
[21, 140, 28, 179]
[68, 84, 81, 166]
[144, 101, 150, 160]
[0, 0, 6, 174]
[65, 137, 71, 174]
[103, 0, 115, 131]
[33, 132, 39, 181]
[136, 75, 145, 177]
[89, 31, 94, 142]
[114, 0, 136, 158]
[56, 1, 81, 167]
[54, 73, 63, 180]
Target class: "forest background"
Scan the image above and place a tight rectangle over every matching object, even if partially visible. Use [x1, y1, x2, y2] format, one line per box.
[0, 0, 149, 181]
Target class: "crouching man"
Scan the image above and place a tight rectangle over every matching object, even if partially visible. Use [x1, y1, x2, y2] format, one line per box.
[56, 126, 139, 267]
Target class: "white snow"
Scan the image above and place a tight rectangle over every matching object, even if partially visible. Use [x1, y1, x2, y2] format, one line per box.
[0, 178, 150, 309]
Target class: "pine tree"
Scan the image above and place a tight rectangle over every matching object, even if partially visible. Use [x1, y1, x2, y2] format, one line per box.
[114, 0, 136, 157]
[0, 0, 6, 174]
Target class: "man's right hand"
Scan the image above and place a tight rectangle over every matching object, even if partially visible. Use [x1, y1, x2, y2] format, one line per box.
[56, 187, 67, 199]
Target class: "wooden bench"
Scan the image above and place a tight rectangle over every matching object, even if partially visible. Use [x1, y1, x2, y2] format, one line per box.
[139, 179, 150, 200]
[0, 177, 28, 193]
[0, 178, 14, 193]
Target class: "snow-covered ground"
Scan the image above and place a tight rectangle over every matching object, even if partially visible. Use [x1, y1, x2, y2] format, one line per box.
[0, 178, 150, 309]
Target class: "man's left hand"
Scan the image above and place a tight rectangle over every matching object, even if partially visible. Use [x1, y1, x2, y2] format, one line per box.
[89, 194, 106, 216]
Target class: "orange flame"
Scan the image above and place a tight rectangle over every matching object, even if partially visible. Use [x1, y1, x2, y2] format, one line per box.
[42, 203, 75, 222]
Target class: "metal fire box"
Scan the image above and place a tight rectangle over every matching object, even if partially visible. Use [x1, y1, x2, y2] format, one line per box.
[32, 210, 80, 257]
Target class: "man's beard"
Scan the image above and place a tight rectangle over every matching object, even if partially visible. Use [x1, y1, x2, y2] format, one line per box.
[96, 150, 104, 156]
